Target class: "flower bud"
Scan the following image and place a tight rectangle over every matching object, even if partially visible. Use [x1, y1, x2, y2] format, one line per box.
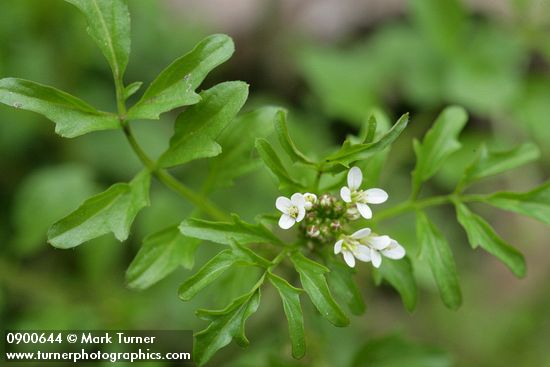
[330, 220, 342, 231]
[346, 206, 361, 221]
[319, 194, 335, 208]
[333, 201, 345, 214]
[303, 193, 318, 210]
[306, 225, 320, 238]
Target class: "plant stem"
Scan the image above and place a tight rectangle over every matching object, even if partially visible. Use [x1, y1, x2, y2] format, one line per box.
[155, 169, 228, 220]
[374, 193, 488, 222]
[114, 77, 228, 221]
[122, 124, 156, 170]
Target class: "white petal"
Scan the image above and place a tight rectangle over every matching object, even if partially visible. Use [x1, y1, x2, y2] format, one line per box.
[351, 228, 371, 239]
[343, 250, 356, 268]
[356, 202, 372, 219]
[334, 239, 343, 254]
[347, 167, 363, 191]
[382, 241, 406, 259]
[296, 206, 306, 222]
[340, 186, 352, 203]
[353, 245, 371, 262]
[363, 188, 388, 204]
[304, 201, 313, 210]
[369, 235, 391, 250]
[276, 196, 292, 213]
[370, 249, 382, 268]
[278, 214, 295, 229]
[290, 193, 305, 207]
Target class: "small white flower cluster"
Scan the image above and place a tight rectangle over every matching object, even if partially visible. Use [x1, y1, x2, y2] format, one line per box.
[275, 167, 405, 269]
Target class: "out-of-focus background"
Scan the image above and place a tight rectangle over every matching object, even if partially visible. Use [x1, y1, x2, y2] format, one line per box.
[1, 0, 550, 366]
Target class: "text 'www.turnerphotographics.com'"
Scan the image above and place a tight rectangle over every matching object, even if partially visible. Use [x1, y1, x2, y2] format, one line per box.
[3, 330, 193, 364]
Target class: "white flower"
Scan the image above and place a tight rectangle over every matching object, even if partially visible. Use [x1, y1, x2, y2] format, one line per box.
[340, 167, 388, 219]
[334, 228, 372, 268]
[359, 233, 406, 268]
[276, 193, 306, 229]
[303, 193, 317, 210]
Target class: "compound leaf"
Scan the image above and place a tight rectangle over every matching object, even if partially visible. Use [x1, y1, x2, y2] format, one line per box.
[178, 249, 237, 301]
[47, 170, 150, 248]
[484, 181, 550, 226]
[126, 226, 200, 290]
[326, 260, 365, 315]
[416, 211, 462, 309]
[290, 252, 349, 327]
[255, 138, 305, 190]
[65, 0, 130, 81]
[127, 34, 234, 120]
[0, 78, 119, 138]
[179, 214, 281, 246]
[194, 289, 261, 366]
[459, 142, 540, 189]
[159, 81, 248, 168]
[268, 272, 306, 359]
[455, 201, 526, 277]
[412, 106, 467, 192]
[373, 257, 417, 311]
[325, 113, 409, 168]
[275, 110, 315, 165]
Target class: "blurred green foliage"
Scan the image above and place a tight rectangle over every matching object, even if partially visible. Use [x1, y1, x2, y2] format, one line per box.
[1, 0, 550, 366]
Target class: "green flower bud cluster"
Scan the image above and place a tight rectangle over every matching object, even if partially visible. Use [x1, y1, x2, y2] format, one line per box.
[301, 193, 353, 243]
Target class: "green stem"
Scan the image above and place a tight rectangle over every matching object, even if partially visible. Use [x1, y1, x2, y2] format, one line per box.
[114, 76, 228, 221]
[114, 74, 127, 118]
[314, 167, 323, 192]
[122, 124, 156, 170]
[155, 169, 227, 221]
[374, 193, 488, 222]
[269, 247, 292, 270]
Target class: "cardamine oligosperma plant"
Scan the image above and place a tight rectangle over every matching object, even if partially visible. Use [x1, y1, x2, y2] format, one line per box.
[2, 1, 550, 366]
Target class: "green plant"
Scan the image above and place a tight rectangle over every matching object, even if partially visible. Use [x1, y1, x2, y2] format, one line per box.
[1, 1, 549, 366]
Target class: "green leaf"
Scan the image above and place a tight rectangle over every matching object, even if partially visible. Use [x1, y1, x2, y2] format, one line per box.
[0, 78, 120, 138]
[325, 113, 409, 168]
[268, 272, 306, 359]
[412, 106, 468, 192]
[158, 81, 248, 168]
[179, 214, 281, 246]
[127, 34, 234, 120]
[178, 249, 237, 301]
[255, 138, 305, 190]
[484, 181, 550, 226]
[365, 114, 377, 143]
[455, 201, 526, 277]
[194, 289, 261, 366]
[416, 211, 462, 309]
[47, 170, 150, 249]
[126, 226, 201, 290]
[274, 110, 315, 165]
[459, 143, 540, 189]
[373, 257, 417, 311]
[326, 260, 366, 315]
[290, 252, 349, 327]
[205, 106, 280, 191]
[65, 0, 130, 80]
[230, 241, 272, 269]
[124, 81, 143, 100]
[351, 334, 452, 367]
